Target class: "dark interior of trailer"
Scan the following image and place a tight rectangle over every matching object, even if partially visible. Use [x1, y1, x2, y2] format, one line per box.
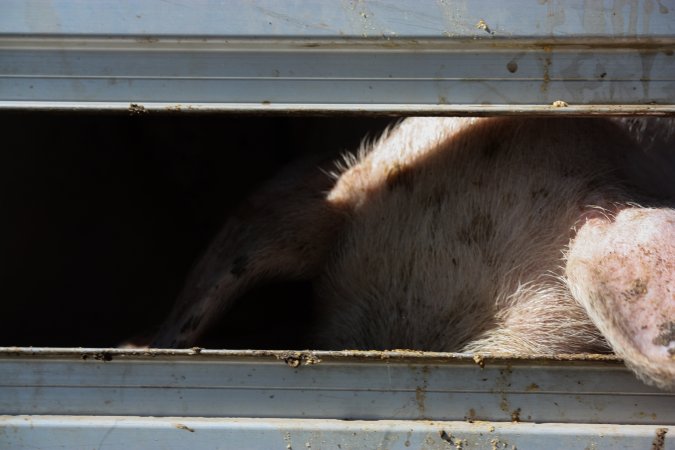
[0, 112, 394, 348]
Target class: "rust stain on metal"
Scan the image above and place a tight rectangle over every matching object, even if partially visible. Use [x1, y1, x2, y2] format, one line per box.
[525, 383, 540, 392]
[540, 45, 553, 95]
[510, 407, 522, 423]
[415, 386, 426, 417]
[652, 428, 668, 450]
[637, 411, 658, 420]
[495, 365, 516, 419]
[415, 365, 431, 418]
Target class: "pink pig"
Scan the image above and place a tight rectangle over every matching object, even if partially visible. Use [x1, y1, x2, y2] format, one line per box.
[152, 117, 674, 390]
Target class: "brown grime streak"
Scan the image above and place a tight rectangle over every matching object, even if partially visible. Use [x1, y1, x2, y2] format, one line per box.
[652, 428, 668, 450]
[621, 278, 649, 302]
[652, 321, 675, 347]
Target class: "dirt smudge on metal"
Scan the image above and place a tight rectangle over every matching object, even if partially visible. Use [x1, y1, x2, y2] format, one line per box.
[173, 423, 195, 432]
[652, 428, 668, 450]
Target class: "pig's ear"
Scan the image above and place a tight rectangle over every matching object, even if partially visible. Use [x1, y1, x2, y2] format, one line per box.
[151, 155, 348, 348]
[566, 207, 675, 390]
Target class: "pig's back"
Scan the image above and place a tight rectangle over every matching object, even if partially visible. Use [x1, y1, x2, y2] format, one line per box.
[313, 117, 635, 352]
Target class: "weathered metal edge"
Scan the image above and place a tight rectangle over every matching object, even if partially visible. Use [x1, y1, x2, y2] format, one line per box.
[0, 346, 623, 366]
[1, 102, 674, 116]
[0, 416, 671, 450]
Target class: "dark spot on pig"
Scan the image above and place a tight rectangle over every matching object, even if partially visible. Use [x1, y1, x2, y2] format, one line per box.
[180, 315, 200, 334]
[481, 141, 501, 160]
[231, 255, 249, 277]
[502, 192, 516, 206]
[652, 321, 675, 347]
[427, 185, 447, 206]
[531, 188, 550, 199]
[385, 164, 415, 191]
[507, 61, 518, 73]
[621, 278, 649, 302]
[458, 213, 495, 244]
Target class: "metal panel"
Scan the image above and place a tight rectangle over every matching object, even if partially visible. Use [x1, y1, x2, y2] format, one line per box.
[0, 348, 672, 424]
[1, 416, 672, 450]
[1, 0, 674, 113]
[3, 0, 674, 38]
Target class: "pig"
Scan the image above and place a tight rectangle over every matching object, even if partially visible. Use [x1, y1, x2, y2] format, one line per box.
[151, 117, 674, 390]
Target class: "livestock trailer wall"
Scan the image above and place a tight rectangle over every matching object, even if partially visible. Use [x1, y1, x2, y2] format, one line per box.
[1, 1, 674, 449]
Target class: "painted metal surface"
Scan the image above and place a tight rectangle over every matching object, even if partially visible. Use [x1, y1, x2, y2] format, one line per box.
[1, 1, 674, 113]
[0, 416, 672, 449]
[2, 0, 673, 38]
[0, 348, 673, 449]
[0, 348, 672, 424]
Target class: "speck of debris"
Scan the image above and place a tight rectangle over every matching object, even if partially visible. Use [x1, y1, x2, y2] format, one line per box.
[128, 103, 147, 115]
[285, 357, 301, 368]
[440, 430, 465, 449]
[552, 100, 568, 107]
[473, 354, 485, 368]
[190, 346, 202, 355]
[476, 19, 494, 35]
[511, 408, 521, 423]
[93, 352, 113, 362]
[174, 423, 195, 432]
[279, 351, 322, 368]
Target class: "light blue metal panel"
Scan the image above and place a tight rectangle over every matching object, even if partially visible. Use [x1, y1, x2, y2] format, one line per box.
[1, 0, 674, 38]
[0, 1, 674, 112]
[0, 416, 672, 450]
[0, 348, 672, 425]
